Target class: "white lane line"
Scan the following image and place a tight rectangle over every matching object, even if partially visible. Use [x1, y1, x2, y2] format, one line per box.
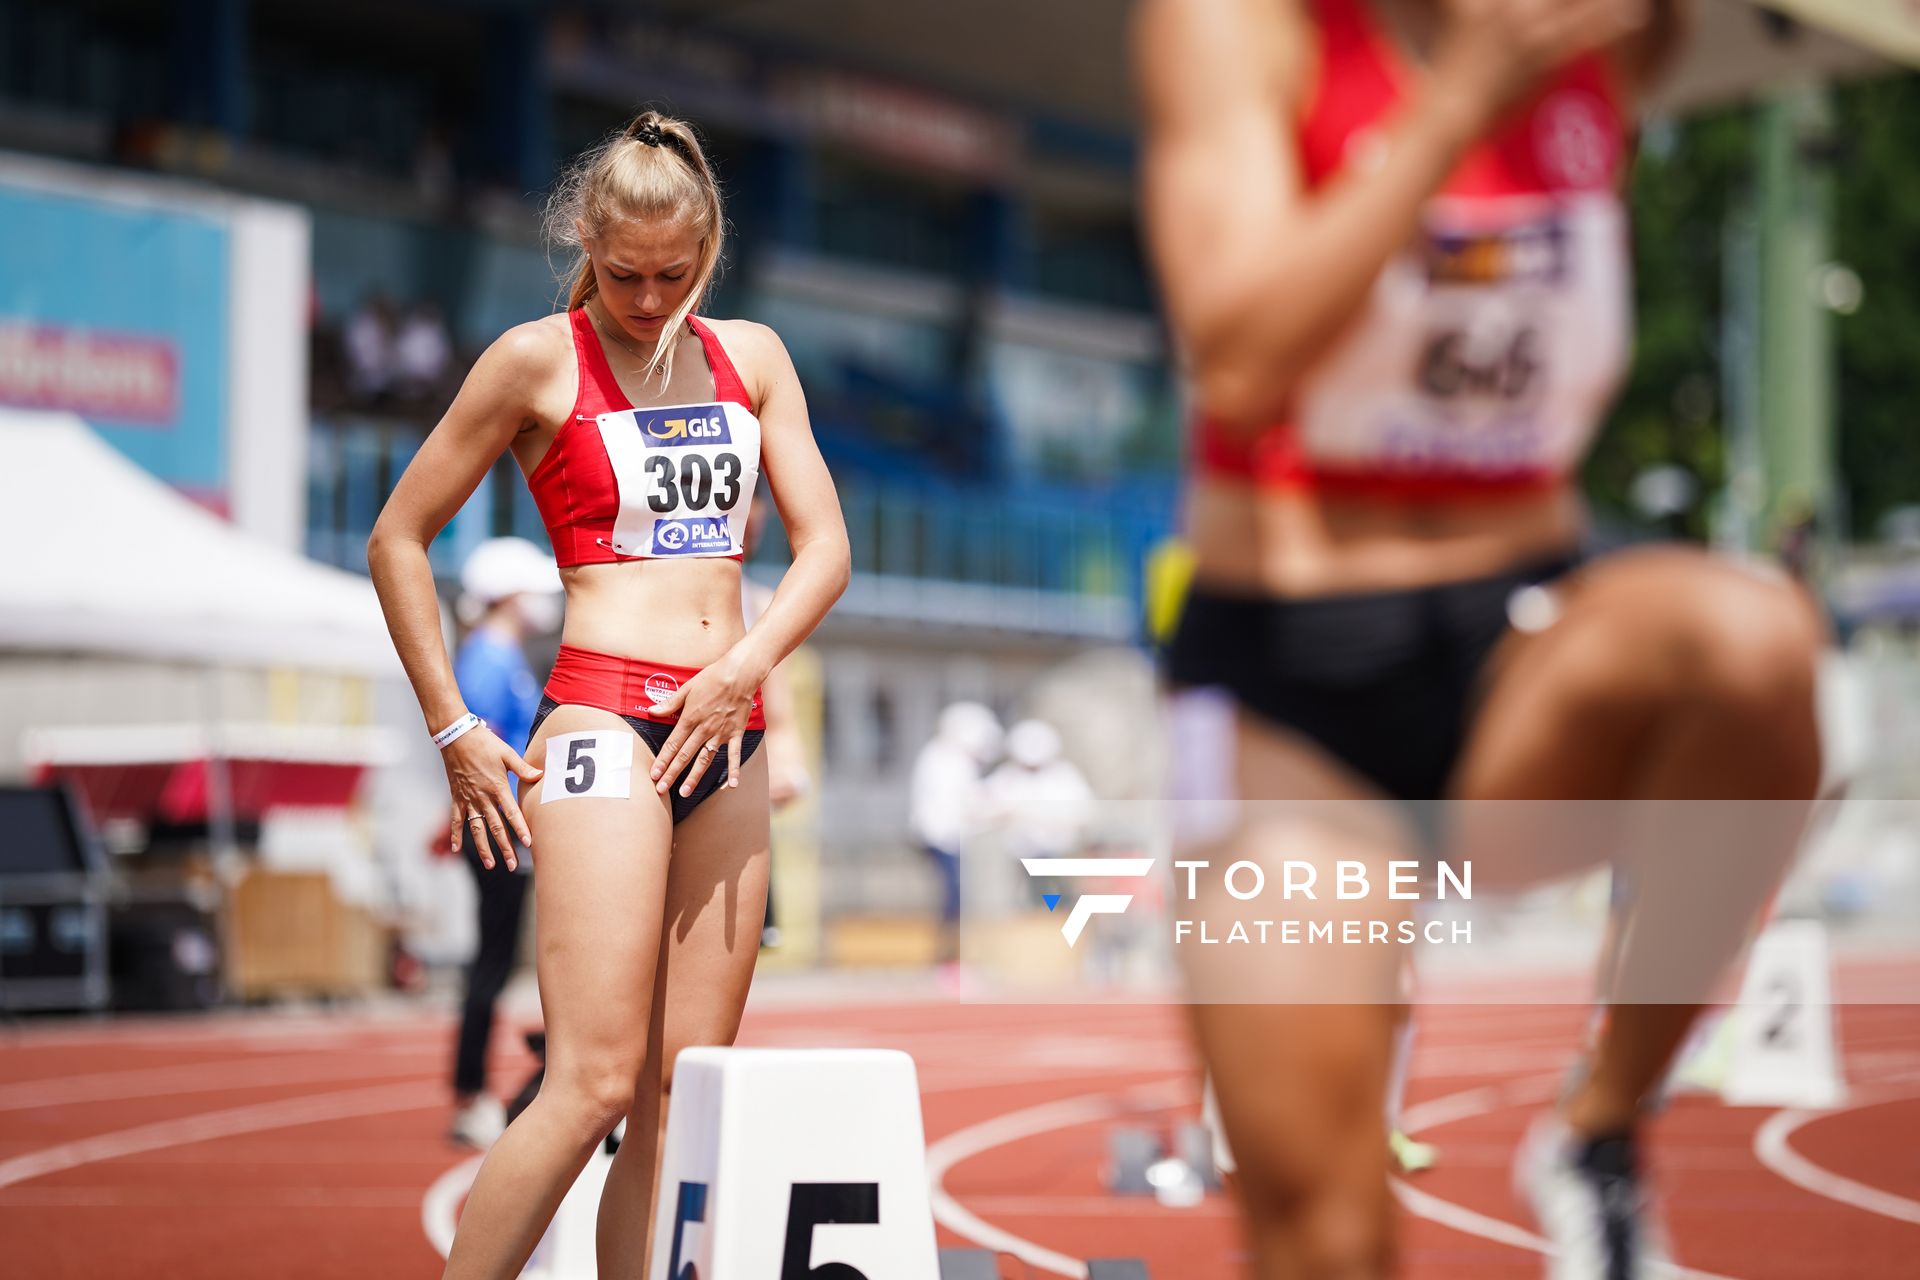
[423, 1152, 486, 1258]
[0, 1019, 449, 1051]
[1753, 1101, 1920, 1228]
[1393, 1076, 1743, 1280]
[924, 1076, 1192, 1280]
[0, 1080, 441, 1191]
[0, 1052, 441, 1112]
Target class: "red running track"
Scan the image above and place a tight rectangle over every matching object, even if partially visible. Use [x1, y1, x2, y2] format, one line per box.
[1, 986, 1916, 1277]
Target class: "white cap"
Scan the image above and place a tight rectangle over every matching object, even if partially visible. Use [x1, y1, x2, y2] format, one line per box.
[938, 701, 1003, 763]
[459, 537, 561, 604]
[1006, 719, 1062, 768]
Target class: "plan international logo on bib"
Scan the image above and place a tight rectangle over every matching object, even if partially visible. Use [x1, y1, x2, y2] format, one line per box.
[652, 516, 732, 555]
[641, 405, 732, 447]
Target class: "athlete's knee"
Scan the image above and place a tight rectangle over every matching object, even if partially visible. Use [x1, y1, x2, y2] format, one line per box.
[1673, 570, 1823, 724]
[549, 1051, 645, 1135]
[1237, 1169, 1392, 1277]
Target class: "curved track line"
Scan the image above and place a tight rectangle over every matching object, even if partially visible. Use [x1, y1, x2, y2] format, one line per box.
[0, 1052, 438, 1112]
[423, 1152, 486, 1257]
[1393, 1076, 1742, 1280]
[925, 1076, 1191, 1279]
[0, 1080, 440, 1191]
[1753, 1101, 1920, 1228]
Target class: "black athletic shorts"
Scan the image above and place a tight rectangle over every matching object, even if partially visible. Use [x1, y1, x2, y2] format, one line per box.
[1163, 553, 1581, 800]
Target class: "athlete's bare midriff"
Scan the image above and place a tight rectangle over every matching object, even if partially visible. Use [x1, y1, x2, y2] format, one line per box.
[557, 559, 748, 667]
[1186, 475, 1585, 597]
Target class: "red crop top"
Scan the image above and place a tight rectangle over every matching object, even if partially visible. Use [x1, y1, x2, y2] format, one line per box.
[1194, 0, 1632, 499]
[528, 309, 761, 566]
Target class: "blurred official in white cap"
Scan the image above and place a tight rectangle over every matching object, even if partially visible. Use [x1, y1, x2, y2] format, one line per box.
[447, 536, 560, 1148]
[910, 701, 1003, 975]
[988, 718, 1095, 865]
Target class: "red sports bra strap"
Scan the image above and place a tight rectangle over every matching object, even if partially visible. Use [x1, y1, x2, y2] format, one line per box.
[570, 306, 635, 414]
[688, 316, 753, 409]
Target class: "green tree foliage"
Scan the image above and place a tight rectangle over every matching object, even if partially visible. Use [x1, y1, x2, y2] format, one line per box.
[1590, 72, 1920, 542]
[1829, 73, 1920, 540]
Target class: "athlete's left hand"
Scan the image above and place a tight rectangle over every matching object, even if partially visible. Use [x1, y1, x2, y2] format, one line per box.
[647, 653, 764, 797]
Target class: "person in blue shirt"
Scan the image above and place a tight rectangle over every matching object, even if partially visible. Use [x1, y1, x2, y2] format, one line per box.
[448, 538, 561, 1148]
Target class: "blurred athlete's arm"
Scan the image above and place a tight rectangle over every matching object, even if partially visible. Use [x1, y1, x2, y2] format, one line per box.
[368, 321, 567, 858]
[1614, 0, 1692, 99]
[1136, 0, 1650, 429]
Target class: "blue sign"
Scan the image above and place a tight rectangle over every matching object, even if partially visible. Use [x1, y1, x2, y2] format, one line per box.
[0, 182, 230, 501]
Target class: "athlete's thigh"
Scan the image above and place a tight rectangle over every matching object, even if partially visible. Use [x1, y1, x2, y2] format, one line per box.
[523, 706, 676, 1083]
[1191, 999, 1396, 1197]
[1177, 696, 1409, 1004]
[653, 750, 772, 1062]
[1449, 546, 1811, 885]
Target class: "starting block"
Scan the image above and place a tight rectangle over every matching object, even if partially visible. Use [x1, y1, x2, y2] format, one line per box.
[648, 1047, 941, 1280]
[936, 1248, 1000, 1279]
[1104, 1126, 1165, 1195]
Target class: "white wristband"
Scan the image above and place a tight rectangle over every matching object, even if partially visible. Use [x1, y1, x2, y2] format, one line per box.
[432, 712, 483, 750]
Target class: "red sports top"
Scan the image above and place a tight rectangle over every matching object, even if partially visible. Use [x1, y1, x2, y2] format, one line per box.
[528, 309, 760, 566]
[1195, 0, 1632, 499]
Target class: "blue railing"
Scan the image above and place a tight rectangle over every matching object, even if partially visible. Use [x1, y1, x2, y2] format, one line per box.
[306, 417, 1175, 637]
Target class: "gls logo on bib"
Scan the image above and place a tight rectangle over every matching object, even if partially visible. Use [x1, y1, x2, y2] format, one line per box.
[652, 516, 732, 555]
[642, 406, 732, 447]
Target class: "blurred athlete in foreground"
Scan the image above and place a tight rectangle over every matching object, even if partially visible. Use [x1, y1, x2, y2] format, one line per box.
[370, 110, 847, 1278]
[1139, 2, 1823, 1275]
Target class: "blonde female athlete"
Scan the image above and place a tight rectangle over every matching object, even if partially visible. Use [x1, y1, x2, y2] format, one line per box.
[369, 111, 848, 1279]
[1140, 2, 1823, 1277]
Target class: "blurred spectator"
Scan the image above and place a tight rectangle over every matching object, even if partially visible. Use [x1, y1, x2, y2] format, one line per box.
[394, 301, 454, 404]
[910, 702, 1002, 971]
[445, 536, 561, 1149]
[344, 292, 398, 404]
[986, 718, 1096, 869]
[414, 122, 456, 212]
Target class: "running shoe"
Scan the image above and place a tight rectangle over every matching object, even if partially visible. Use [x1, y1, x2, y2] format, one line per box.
[1515, 1114, 1672, 1280]
[1390, 1128, 1439, 1175]
[449, 1094, 507, 1149]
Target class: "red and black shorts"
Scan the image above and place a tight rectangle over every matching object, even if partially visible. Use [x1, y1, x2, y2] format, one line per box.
[528, 643, 765, 824]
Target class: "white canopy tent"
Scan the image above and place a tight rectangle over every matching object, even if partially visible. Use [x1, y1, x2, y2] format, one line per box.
[0, 409, 399, 677]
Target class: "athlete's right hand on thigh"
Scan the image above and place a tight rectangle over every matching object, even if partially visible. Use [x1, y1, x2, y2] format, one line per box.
[441, 726, 543, 868]
[1433, 0, 1648, 130]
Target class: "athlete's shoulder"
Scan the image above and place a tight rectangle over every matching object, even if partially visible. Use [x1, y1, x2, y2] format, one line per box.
[700, 316, 784, 356]
[488, 313, 574, 373]
[1135, 0, 1311, 121]
[701, 317, 795, 381]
